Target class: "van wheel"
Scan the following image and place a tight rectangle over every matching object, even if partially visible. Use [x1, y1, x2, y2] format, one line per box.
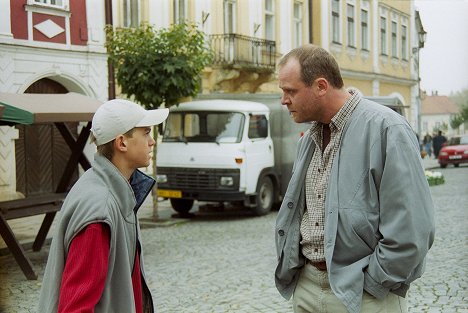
[253, 176, 274, 216]
[170, 199, 194, 215]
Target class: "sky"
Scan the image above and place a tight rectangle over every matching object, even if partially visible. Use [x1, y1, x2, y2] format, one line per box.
[414, 0, 468, 96]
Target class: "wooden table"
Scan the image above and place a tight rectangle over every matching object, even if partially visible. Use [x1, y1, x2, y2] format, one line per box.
[0, 193, 66, 279]
[0, 122, 92, 280]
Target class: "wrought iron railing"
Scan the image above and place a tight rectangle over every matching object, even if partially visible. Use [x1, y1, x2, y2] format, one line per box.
[209, 34, 276, 71]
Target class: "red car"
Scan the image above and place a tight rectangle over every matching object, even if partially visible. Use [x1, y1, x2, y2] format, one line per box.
[438, 134, 468, 168]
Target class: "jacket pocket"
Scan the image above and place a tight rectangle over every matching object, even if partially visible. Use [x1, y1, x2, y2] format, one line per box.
[335, 208, 380, 261]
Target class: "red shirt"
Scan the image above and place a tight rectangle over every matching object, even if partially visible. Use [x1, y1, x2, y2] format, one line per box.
[58, 223, 143, 313]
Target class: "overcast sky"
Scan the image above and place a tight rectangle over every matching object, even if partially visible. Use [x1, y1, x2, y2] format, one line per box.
[414, 0, 468, 96]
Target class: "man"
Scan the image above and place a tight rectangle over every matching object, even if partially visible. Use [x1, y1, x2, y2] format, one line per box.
[432, 130, 447, 158]
[38, 99, 168, 313]
[423, 133, 432, 157]
[274, 44, 435, 313]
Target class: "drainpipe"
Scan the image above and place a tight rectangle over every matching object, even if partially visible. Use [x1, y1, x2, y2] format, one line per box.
[105, 0, 116, 100]
[309, 0, 313, 43]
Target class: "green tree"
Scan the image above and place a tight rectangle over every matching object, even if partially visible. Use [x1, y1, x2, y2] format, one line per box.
[105, 22, 213, 108]
[450, 104, 468, 129]
[450, 88, 468, 109]
[105, 22, 213, 219]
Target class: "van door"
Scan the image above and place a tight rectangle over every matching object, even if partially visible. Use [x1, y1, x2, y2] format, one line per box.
[244, 114, 274, 194]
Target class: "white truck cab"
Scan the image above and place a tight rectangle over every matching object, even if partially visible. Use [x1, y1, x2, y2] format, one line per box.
[156, 97, 308, 215]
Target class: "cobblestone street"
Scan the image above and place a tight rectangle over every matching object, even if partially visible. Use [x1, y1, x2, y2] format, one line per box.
[0, 162, 467, 312]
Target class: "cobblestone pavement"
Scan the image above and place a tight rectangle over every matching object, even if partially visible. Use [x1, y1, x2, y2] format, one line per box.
[0, 163, 466, 312]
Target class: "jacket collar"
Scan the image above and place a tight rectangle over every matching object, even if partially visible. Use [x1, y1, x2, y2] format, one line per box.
[93, 154, 155, 216]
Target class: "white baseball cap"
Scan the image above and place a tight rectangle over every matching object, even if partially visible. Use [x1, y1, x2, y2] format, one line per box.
[91, 99, 169, 145]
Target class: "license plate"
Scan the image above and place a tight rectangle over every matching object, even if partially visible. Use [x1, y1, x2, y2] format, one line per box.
[449, 155, 462, 160]
[157, 189, 182, 198]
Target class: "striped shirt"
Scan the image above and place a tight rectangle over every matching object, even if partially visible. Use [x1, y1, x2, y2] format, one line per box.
[300, 89, 361, 262]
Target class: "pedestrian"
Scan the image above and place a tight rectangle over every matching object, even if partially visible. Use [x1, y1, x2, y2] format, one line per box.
[432, 130, 447, 158]
[423, 133, 432, 157]
[275, 44, 435, 313]
[37, 99, 168, 313]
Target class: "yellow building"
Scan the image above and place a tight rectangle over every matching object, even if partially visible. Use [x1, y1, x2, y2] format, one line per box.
[311, 0, 424, 131]
[110, 0, 425, 130]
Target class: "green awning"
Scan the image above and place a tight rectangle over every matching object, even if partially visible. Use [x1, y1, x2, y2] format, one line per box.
[0, 105, 4, 118]
[0, 92, 103, 125]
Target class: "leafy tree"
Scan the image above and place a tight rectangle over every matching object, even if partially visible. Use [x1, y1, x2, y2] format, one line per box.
[105, 22, 213, 108]
[450, 104, 468, 129]
[450, 88, 468, 109]
[105, 22, 213, 219]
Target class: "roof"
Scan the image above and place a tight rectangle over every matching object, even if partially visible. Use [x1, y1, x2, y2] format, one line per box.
[171, 99, 269, 113]
[0, 92, 103, 125]
[421, 95, 459, 115]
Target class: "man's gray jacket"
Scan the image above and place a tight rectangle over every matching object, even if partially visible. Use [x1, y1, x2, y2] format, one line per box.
[275, 98, 435, 313]
[38, 154, 155, 313]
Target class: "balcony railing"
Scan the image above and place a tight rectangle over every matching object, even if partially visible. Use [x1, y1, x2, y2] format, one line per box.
[209, 34, 276, 71]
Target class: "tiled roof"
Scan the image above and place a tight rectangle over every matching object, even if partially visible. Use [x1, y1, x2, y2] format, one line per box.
[421, 95, 459, 115]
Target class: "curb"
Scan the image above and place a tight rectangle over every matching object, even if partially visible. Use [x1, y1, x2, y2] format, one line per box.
[139, 217, 190, 228]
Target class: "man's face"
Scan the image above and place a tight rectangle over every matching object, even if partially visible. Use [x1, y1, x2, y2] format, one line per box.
[278, 58, 322, 123]
[125, 127, 155, 169]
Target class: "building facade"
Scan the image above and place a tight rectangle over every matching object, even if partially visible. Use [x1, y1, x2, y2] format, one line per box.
[0, 0, 108, 200]
[420, 91, 465, 137]
[114, 0, 423, 126]
[313, 0, 420, 130]
[0, 0, 425, 200]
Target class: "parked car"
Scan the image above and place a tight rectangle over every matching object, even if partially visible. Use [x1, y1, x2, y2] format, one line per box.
[438, 134, 468, 168]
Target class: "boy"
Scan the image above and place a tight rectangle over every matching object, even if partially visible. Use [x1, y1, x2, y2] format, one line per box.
[38, 99, 168, 313]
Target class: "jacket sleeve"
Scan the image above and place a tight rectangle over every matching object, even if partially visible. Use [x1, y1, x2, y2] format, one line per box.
[364, 124, 435, 299]
[58, 223, 111, 313]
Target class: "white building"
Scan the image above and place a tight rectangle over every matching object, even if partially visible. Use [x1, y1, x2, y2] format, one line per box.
[0, 0, 108, 200]
[420, 91, 464, 137]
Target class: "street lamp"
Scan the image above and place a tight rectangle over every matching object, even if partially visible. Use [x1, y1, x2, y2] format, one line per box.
[418, 29, 427, 49]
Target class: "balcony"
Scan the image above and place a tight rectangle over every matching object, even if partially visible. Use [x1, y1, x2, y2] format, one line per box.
[209, 34, 276, 72]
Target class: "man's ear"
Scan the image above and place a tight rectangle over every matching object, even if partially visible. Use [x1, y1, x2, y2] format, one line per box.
[114, 135, 128, 152]
[316, 78, 329, 95]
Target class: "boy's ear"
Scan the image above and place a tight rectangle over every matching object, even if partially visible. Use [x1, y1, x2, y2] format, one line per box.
[114, 135, 128, 152]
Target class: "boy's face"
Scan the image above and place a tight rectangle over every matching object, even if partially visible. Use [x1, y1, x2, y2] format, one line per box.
[124, 127, 155, 169]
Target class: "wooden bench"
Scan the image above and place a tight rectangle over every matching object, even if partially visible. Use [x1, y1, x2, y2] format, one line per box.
[0, 192, 66, 280]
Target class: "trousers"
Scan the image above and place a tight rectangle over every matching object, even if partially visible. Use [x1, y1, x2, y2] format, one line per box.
[292, 263, 407, 313]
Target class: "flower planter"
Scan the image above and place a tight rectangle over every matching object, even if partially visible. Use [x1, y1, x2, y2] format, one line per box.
[425, 170, 445, 186]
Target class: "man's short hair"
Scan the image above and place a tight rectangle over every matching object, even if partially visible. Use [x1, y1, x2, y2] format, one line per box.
[278, 44, 344, 89]
[90, 128, 135, 160]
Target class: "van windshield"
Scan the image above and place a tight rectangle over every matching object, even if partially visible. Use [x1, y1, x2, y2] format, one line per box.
[162, 111, 245, 143]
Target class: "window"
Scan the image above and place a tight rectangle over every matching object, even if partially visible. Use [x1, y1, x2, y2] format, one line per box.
[34, 0, 64, 6]
[347, 4, 355, 47]
[224, 0, 236, 33]
[332, 0, 340, 43]
[123, 0, 139, 28]
[248, 115, 268, 139]
[361, 9, 369, 50]
[293, 2, 302, 47]
[174, 0, 187, 24]
[391, 21, 397, 58]
[380, 16, 387, 55]
[401, 25, 407, 60]
[265, 0, 275, 41]
[162, 112, 245, 143]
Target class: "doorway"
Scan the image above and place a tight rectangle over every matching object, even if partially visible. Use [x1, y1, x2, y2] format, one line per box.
[15, 78, 79, 196]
